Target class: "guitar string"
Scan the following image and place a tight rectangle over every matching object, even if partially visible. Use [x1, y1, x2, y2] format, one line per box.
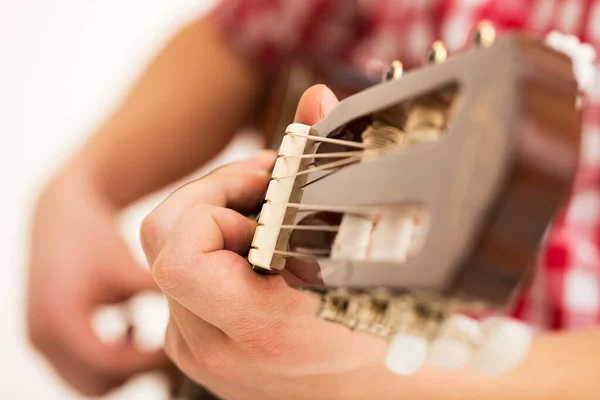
[259, 224, 340, 232]
[280, 151, 364, 159]
[263, 132, 386, 259]
[277, 135, 406, 180]
[299, 168, 338, 189]
[273, 156, 361, 180]
[273, 249, 331, 258]
[266, 201, 372, 215]
[263, 140, 370, 256]
[259, 201, 373, 259]
[286, 131, 372, 149]
[269, 92, 448, 262]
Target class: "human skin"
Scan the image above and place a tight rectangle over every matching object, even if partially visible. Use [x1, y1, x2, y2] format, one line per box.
[27, 13, 600, 398]
[27, 18, 262, 395]
[140, 85, 600, 400]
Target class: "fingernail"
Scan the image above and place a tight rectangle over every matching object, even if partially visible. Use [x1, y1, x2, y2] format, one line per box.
[319, 86, 338, 119]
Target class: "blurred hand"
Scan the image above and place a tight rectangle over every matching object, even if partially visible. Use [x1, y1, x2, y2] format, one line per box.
[27, 169, 168, 396]
[140, 85, 400, 400]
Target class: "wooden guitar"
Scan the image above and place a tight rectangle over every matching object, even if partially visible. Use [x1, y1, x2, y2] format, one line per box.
[173, 22, 585, 398]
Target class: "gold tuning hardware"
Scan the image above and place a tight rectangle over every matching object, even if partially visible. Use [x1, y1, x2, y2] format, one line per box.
[403, 41, 456, 146]
[314, 288, 484, 340]
[426, 40, 448, 64]
[359, 60, 407, 161]
[472, 20, 496, 48]
[241, 34, 576, 381]
[382, 60, 404, 82]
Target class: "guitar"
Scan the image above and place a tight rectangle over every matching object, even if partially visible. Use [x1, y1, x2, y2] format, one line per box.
[174, 22, 586, 398]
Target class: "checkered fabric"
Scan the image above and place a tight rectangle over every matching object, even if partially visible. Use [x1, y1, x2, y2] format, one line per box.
[209, 0, 600, 331]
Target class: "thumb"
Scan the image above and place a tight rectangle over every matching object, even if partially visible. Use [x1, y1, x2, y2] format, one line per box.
[294, 84, 339, 125]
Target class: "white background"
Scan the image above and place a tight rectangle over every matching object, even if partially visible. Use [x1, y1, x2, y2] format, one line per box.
[0, 1, 262, 398]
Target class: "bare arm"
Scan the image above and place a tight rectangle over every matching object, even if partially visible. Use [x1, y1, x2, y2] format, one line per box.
[67, 17, 263, 208]
[27, 16, 265, 395]
[139, 85, 600, 400]
[373, 328, 600, 400]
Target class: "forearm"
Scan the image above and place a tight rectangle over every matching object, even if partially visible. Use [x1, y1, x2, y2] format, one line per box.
[374, 328, 600, 400]
[63, 17, 263, 209]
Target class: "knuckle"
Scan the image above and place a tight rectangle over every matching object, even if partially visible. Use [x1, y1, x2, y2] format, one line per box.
[151, 254, 186, 292]
[189, 204, 214, 221]
[140, 213, 163, 256]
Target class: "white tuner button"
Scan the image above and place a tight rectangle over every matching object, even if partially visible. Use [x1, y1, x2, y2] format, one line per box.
[470, 317, 532, 376]
[427, 315, 482, 371]
[545, 31, 597, 95]
[385, 333, 428, 376]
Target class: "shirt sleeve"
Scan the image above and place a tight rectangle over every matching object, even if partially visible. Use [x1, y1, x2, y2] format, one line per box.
[208, 0, 600, 333]
[206, 0, 368, 73]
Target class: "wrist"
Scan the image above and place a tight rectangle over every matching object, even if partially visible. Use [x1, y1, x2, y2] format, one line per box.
[41, 155, 119, 216]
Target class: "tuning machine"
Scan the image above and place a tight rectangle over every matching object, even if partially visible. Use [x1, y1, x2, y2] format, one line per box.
[426, 40, 448, 64]
[250, 31, 579, 381]
[386, 314, 532, 376]
[316, 289, 532, 376]
[472, 20, 497, 48]
[382, 60, 404, 82]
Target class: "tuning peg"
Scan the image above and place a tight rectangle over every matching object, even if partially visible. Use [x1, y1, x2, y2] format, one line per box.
[545, 31, 597, 95]
[472, 20, 496, 48]
[385, 332, 429, 376]
[426, 41, 448, 64]
[469, 317, 532, 376]
[427, 315, 482, 370]
[382, 60, 404, 82]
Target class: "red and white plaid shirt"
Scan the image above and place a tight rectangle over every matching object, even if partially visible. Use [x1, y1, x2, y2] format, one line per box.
[209, 0, 600, 331]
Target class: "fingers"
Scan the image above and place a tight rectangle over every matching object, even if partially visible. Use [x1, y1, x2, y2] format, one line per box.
[163, 318, 218, 392]
[152, 204, 312, 339]
[141, 151, 275, 264]
[35, 305, 168, 397]
[154, 204, 257, 260]
[151, 204, 264, 328]
[141, 84, 338, 265]
[185, 150, 276, 213]
[143, 84, 340, 348]
[166, 298, 230, 372]
[164, 302, 243, 398]
[70, 309, 167, 377]
[294, 84, 339, 125]
[168, 299, 227, 347]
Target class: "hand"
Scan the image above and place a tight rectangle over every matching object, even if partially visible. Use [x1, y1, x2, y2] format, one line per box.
[27, 168, 168, 396]
[140, 85, 578, 400]
[140, 85, 402, 400]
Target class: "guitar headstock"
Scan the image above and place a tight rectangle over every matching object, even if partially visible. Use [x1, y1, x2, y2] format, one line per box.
[248, 23, 582, 376]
